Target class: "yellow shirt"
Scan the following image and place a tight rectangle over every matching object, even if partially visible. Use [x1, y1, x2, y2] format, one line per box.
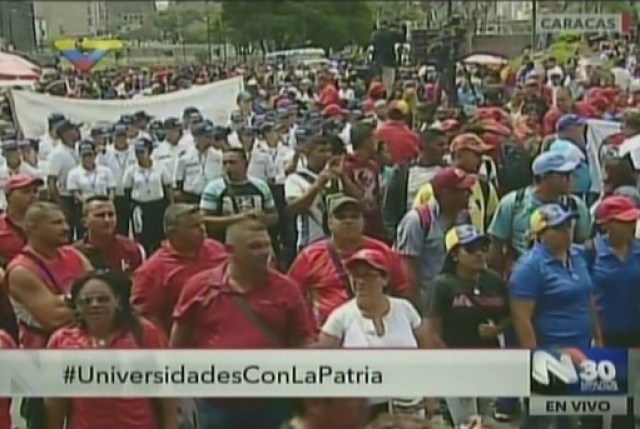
[412, 180, 499, 233]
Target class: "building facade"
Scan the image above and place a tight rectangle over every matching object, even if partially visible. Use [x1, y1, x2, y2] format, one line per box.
[0, 0, 37, 52]
[33, 0, 156, 40]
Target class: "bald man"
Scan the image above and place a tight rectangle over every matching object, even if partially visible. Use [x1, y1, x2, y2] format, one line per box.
[7, 202, 91, 348]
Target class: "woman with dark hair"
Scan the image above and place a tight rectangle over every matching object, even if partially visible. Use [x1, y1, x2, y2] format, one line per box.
[45, 270, 177, 429]
[425, 225, 509, 428]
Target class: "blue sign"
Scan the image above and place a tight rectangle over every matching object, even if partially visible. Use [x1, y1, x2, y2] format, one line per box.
[530, 348, 628, 396]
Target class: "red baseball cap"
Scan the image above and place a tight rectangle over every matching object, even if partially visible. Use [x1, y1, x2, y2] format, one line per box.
[345, 248, 389, 274]
[322, 104, 347, 118]
[5, 174, 43, 194]
[596, 195, 640, 224]
[430, 167, 476, 192]
[450, 133, 492, 153]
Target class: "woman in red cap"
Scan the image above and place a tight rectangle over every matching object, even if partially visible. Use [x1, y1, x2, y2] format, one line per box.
[316, 248, 429, 422]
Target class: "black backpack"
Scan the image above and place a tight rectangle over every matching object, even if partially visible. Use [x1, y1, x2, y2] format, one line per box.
[498, 139, 534, 194]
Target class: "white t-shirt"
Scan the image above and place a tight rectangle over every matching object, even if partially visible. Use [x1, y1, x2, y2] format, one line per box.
[322, 297, 422, 407]
[284, 168, 326, 249]
[47, 144, 80, 197]
[322, 297, 421, 348]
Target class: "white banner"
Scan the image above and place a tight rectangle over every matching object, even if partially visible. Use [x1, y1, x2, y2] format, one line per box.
[10, 76, 244, 138]
[0, 350, 530, 397]
[586, 118, 621, 194]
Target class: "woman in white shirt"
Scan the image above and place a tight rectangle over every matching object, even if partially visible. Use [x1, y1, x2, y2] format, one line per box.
[317, 248, 430, 423]
[67, 140, 115, 236]
[123, 138, 172, 254]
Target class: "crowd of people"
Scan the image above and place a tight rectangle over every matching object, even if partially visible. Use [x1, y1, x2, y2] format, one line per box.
[0, 35, 639, 429]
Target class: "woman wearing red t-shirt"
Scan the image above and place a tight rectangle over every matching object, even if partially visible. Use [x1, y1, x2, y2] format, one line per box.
[45, 271, 177, 429]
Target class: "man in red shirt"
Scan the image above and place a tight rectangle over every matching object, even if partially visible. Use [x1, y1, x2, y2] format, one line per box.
[375, 100, 419, 164]
[74, 196, 145, 275]
[316, 73, 340, 108]
[0, 174, 42, 265]
[342, 122, 385, 241]
[131, 203, 226, 335]
[171, 218, 313, 429]
[7, 202, 91, 348]
[288, 196, 412, 327]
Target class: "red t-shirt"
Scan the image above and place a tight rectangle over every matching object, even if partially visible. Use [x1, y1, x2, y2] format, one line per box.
[173, 261, 314, 349]
[0, 330, 15, 429]
[77, 235, 144, 274]
[8, 246, 86, 348]
[375, 120, 419, 165]
[47, 319, 166, 429]
[317, 84, 340, 108]
[342, 154, 385, 241]
[131, 239, 227, 336]
[287, 237, 410, 327]
[0, 214, 27, 266]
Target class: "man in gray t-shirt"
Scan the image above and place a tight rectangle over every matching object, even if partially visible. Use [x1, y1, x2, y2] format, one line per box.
[394, 167, 473, 312]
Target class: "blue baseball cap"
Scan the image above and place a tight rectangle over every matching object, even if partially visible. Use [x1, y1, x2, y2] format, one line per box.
[556, 114, 586, 133]
[183, 106, 199, 117]
[90, 126, 111, 138]
[530, 203, 577, 234]
[133, 137, 153, 152]
[445, 224, 490, 252]
[48, 113, 66, 127]
[532, 152, 579, 176]
[163, 117, 182, 129]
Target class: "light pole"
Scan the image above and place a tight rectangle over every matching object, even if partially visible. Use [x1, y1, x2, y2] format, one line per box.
[205, 0, 212, 63]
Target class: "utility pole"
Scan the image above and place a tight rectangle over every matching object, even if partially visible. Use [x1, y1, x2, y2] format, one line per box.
[205, 0, 212, 63]
[531, 0, 537, 50]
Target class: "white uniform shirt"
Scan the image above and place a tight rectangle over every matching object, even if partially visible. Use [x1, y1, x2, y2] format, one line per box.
[178, 131, 194, 148]
[123, 162, 170, 202]
[38, 132, 57, 169]
[246, 143, 274, 183]
[174, 146, 223, 195]
[254, 140, 294, 185]
[47, 144, 79, 197]
[153, 140, 188, 181]
[98, 145, 136, 196]
[66, 164, 115, 200]
[0, 161, 43, 210]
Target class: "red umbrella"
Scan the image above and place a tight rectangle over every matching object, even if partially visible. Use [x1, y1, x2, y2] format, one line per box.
[0, 52, 39, 80]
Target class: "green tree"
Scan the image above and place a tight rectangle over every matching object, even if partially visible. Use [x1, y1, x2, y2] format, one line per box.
[222, 1, 374, 51]
[152, 4, 222, 43]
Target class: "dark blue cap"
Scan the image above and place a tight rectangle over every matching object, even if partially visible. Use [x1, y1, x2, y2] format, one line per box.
[164, 117, 182, 129]
[119, 115, 133, 125]
[133, 110, 152, 120]
[133, 137, 153, 152]
[213, 126, 229, 139]
[192, 121, 215, 137]
[55, 119, 81, 135]
[90, 126, 111, 137]
[78, 140, 95, 155]
[48, 113, 66, 127]
[183, 106, 200, 117]
[113, 124, 128, 135]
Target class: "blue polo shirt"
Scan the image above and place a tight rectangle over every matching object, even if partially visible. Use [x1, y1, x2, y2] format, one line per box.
[509, 242, 594, 348]
[591, 234, 640, 335]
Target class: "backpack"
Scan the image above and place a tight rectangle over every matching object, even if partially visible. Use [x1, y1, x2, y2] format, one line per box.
[498, 139, 534, 194]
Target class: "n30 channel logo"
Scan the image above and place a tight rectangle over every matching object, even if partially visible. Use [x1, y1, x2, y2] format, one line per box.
[530, 348, 628, 396]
